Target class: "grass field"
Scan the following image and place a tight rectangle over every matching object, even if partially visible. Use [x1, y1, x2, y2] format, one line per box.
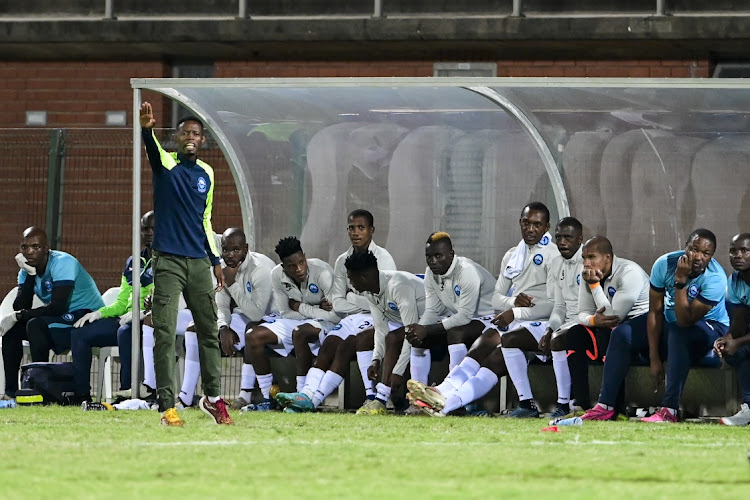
[1, 406, 749, 499]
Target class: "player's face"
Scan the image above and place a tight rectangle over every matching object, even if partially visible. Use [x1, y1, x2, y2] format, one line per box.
[175, 120, 205, 157]
[347, 269, 377, 294]
[425, 241, 454, 276]
[221, 236, 248, 268]
[685, 236, 715, 277]
[554, 225, 582, 260]
[20, 234, 49, 269]
[729, 236, 750, 272]
[519, 209, 549, 246]
[281, 251, 308, 284]
[582, 247, 611, 276]
[140, 215, 155, 248]
[347, 216, 374, 250]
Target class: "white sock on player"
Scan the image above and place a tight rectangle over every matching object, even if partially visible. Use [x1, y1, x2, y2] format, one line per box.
[301, 367, 325, 399]
[180, 331, 200, 404]
[142, 325, 156, 389]
[552, 349, 571, 404]
[409, 348, 431, 384]
[375, 382, 391, 404]
[312, 370, 343, 407]
[448, 343, 468, 370]
[296, 376, 306, 392]
[436, 356, 480, 395]
[443, 367, 499, 414]
[502, 347, 533, 401]
[356, 350, 375, 397]
[257, 373, 273, 400]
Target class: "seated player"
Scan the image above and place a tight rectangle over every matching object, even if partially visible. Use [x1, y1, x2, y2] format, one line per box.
[0, 227, 113, 404]
[348, 251, 425, 415]
[560, 236, 650, 421]
[537, 217, 584, 418]
[74, 210, 156, 400]
[402, 231, 496, 387]
[407, 202, 559, 417]
[238, 237, 341, 411]
[714, 233, 750, 426]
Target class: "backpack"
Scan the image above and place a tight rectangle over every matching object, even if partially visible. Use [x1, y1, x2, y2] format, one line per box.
[19, 362, 76, 405]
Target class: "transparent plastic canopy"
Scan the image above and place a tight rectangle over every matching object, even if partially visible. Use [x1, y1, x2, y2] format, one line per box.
[132, 77, 750, 275]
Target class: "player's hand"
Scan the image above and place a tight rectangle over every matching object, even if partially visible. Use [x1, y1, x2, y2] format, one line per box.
[15, 253, 36, 275]
[675, 252, 692, 283]
[288, 298, 301, 312]
[582, 268, 604, 284]
[143, 294, 153, 312]
[513, 293, 534, 308]
[222, 264, 240, 288]
[119, 311, 133, 326]
[320, 298, 333, 312]
[74, 310, 102, 328]
[367, 359, 381, 381]
[592, 306, 620, 328]
[714, 335, 739, 357]
[492, 309, 514, 328]
[213, 264, 225, 292]
[649, 358, 664, 393]
[404, 324, 427, 347]
[0, 312, 19, 336]
[139, 102, 156, 129]
[219, 326, 240, 357]
[539, 328, 553, 357]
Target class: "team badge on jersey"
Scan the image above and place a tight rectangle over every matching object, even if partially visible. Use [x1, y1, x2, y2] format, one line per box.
[540, 235, 550, 246]
[44, 280, 52, 292]
[246, 281, 252, 293]
[530, 321, 542, 327]
[388, 302, 398, 311]
[577, 274, 581, 285]
[688, 284, 699, 298]
[197, 177, 207, 194]
[533, 254, 544, 265]
[332, 324, 343, 331]
[309, 283, 319, 294]
[454, 285, 461, 296]
[63, 313, 74, 322]
[608, 286, 616, 297]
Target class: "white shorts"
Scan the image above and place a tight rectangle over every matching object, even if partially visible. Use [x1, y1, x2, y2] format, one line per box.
[255, 315, 336, 357]
[327, 313, 374, 340]
[472, 315, 497, 334]
[493, 319, 549, 342]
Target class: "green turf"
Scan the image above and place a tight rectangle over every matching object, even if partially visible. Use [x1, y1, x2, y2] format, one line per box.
[1, 406, 748, 499]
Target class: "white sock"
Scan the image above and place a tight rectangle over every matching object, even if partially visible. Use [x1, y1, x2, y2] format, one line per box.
[375, 382, 391, 404]
[552, 350, 571, 404]
[312, 370, 343, 408]
[442, 367, 499, 414]
[597, 402, 614, 411]
[356, 350, 375, 397]
[448, 343, 468, 370]
[436, 356, 480, 395]
[240, 363, 257, 393]
[502, 347, 533, 401]
[257, 373, 274, 400]
[238, 390, 253, 403]
[207, 396, 220, 403]
[296, 376, 306, 392]
[409, 348, 431, 384]
[301, 367, 325, 399]
[142, 325, 156, 388]
[180, 331, 200, 403]
[665, 407, 677, 416]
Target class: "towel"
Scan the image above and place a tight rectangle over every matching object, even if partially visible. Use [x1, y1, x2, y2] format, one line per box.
[503, 239, 528, 279]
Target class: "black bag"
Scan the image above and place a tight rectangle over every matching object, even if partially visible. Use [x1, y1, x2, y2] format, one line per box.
[20, 362, 76, 405]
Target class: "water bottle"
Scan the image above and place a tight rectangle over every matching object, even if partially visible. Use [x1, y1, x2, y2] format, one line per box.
[81, 401, 114, 411]
[549, 416, 583, 426]
[0, 399, 17, 409]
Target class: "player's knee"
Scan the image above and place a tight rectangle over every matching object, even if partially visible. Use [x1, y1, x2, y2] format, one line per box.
[550, 335, 566, 352]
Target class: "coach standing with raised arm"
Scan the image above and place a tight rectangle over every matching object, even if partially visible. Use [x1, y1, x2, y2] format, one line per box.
[139, 102, 233, 426]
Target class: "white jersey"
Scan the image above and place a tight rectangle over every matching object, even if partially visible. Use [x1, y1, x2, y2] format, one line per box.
[216, 251, 276, 328]
[331, 241, 397, 316]
[419, 255, 495, 330]
[361, 271, 425, 364]
[492, 234, 560, 321]
[577, 255, 650, 325]
[271, 258, 341, 324]
[547, 247, 583, 332]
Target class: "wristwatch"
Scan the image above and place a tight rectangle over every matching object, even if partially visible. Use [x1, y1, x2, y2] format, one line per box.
[674, 281, 688, 289]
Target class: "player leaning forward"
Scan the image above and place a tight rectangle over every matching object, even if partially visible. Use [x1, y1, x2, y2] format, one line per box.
[139, 102, 232, 426]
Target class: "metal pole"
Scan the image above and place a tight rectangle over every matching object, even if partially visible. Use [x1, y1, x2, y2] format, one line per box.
[238, 0, 247, 19]
[656, 0, 665, 16]
[104, 0, 115, 19]
[131, 89, 142, 398]
[512, 0, 523, 17]
[46, 129, 65, 250]
[373, 0, 382, 18]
